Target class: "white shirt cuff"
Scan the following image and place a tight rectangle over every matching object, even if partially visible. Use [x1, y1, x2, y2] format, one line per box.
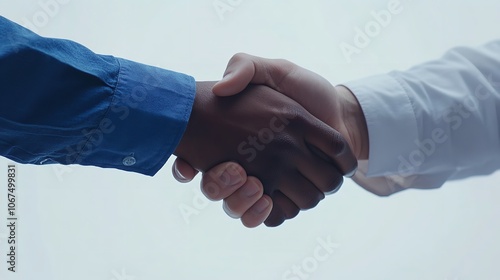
[342, 73, 419, 177]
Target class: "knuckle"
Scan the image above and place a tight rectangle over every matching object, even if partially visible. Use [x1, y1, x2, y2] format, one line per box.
[300, 192, 324, 210]
[274, 58, 295, 70]
[325, 176, 343, 194]
[285, 107, 305, 122]
[284, 207, 300, 219]
[231, 52, 249, 63]
[331, 132, 348, 156]
[264, 215, 285, 227]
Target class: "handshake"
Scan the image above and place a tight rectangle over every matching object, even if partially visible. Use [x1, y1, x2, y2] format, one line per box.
[173, 53, 369, 227]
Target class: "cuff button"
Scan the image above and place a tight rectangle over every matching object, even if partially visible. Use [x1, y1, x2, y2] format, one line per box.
[122, 156, 136, 166]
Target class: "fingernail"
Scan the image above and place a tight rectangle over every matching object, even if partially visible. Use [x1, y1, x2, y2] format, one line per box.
[253, 198, 271, 214]
[325, 184, 341, 195]
[219, 164, 242, 187]
[242, 182, 260, 198]
[221, 72, 233, 81]
[223, 202, 239, 219]
[173, 164, 189, 183]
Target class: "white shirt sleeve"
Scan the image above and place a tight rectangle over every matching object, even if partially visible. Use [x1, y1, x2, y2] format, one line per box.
[342, 40, 500, 196]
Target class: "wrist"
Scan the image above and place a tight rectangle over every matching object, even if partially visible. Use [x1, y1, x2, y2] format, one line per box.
[336, 85, 369, 160]
[174, 81, 206, 157]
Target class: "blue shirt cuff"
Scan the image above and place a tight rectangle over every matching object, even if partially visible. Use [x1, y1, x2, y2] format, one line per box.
[75, 58, 196, 176]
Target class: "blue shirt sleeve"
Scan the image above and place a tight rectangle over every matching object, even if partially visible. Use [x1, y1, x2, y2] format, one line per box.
[0, 16, 196, 176]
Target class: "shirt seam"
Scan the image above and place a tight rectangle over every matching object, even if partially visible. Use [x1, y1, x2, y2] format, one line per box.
[72, 56, 121, 165]
[390, 73, 420, 140]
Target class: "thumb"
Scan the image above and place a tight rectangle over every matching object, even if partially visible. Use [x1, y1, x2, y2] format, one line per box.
[212, 53, 257, 96]
[172, 157, 199, 183]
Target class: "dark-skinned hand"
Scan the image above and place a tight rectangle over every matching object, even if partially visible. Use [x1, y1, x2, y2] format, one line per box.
[174, 81, 357, 226]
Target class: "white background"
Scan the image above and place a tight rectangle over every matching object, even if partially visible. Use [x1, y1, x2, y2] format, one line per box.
[1, 0, 500, 279]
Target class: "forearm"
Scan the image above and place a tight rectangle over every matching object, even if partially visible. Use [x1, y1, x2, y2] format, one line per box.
[388, 41, 500, 178]
[0, 16, 195, 175]
[343, 40, 500, 195]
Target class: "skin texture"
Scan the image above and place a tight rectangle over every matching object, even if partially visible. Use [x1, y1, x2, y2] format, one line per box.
[174, 54, 368, 227]
[174, 81, 357, 227]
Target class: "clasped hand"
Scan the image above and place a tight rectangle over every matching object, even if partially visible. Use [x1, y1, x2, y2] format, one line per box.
[173, 54, 367, 227]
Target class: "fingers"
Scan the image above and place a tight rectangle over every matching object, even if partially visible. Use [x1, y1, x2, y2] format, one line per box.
[278, 171, 325, 210]
[296, 152, 344, 194]
[212, 54, 255, 96]
[223, 176, 264, 218]
[222, 176, 273, 228]
[264, 191, 300, 227]
[304, 119, 358, 177]
[212, 53, 295, 96]
[240, 195, 273, 228]
[172, 158, 199, 183]
[200, 162, 247, 201]
[202, 168, 272, 228]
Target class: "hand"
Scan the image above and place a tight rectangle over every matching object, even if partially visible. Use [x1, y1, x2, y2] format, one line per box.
[174, 54, 368, 227]
[173, 54, 368, 227]
[174, 81, 357, 227]
[211, 54, 368, 159]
